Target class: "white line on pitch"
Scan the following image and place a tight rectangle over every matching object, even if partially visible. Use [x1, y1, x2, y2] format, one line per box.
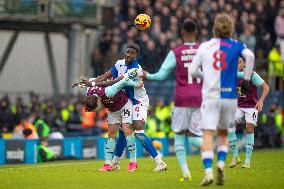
[0, 161, 96, 171]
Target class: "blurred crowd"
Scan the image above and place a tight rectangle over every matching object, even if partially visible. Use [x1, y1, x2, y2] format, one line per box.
[0, 94, 283, 148]
[0, 93, 108, 139]
[92, 0, 284, 90]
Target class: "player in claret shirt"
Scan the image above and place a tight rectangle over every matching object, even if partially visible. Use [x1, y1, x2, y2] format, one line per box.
[228, 57, 269, 169]
[143, 19, 202, 182]
[73, 76, 141, 172]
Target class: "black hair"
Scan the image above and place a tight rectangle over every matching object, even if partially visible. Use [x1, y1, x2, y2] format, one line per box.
[182, 19, 197, 34]
[126, 43, 140, 54]
[84, 95, 98, 112]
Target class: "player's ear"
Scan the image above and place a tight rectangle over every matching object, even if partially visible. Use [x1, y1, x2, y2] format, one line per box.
[134, 51, 138, 58]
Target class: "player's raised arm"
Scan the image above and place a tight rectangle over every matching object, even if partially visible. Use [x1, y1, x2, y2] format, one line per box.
[145, 50, 176, 81]
[252, 72, 269, 111]
[189, 45, 202, 77]
[239, 48, 255, 93]
[92, 70, 113, 82]
[94, 76, 124, 87]
[105, 78, 142, 97]
[241, 48, 255, 81]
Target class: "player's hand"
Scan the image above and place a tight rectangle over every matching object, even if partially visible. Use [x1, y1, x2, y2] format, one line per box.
[241, 80, 250, 94]
[138, 80, 144, 88]
[77, 79, 92, 88]
[142, 71, 148, 80]
[72, 81, 86, 88]
[72, 82, 80, 88]
[255, 100, 263, 111]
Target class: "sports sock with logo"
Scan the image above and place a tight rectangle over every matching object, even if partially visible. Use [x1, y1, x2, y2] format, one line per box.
[114, 130, 127, 157]
[245, 133, 254, 163]
[134, 132, 159, 158]
[217, 145, 228, 169]
[105, 138, 116, 164]
[175, 134, 189, 177]
[228, 131, 239, 158]
[126, 135, 136, 162]
[201, 151, 214, 175]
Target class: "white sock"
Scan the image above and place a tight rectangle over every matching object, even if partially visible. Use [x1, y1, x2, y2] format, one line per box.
[130, 158, 136, 163]
[112, 156, 121, 163]
[105, 160, 112, 165]
[205, 168, 213, 175]
[181, 164, 190, 177]
[154, 154, 162, 164]
[217, 161, 225, 169]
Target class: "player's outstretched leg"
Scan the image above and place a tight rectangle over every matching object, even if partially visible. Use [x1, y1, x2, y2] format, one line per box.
[133, 119, 167, 171]
[228, 126, 241, 168]
[174, 133, 191, 181]
[134, 130, 167, 171]
[112, 129, 127, 170]
[242, 124, 254, 169]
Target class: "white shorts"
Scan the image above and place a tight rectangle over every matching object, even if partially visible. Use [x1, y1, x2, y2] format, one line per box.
[201, 99, 237, 130]
[235, 108, 258, 126]
[171, 106, 203, 136]
[132, 98, 149, 121]
[108, 99, 133, 124]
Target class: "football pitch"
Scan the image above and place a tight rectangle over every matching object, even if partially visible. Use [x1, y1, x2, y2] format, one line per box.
[0, 149, 284, 189]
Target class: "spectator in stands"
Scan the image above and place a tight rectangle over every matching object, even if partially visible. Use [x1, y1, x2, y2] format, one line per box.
[274, 6, 284, 62]
[268, 41, 284, 91]
[0, 96, 15, 135]
[92, 0, 283, 76]
[262, 104, 278, 148]
[275, 106, 283, 147]
[13, 115, 38, 139]
[239, 24, 256, 52]
[37, 137, 74, 162]
[145, 106, 166, 138]
[91, 48, 104, 76]
[32, 113, 50, 140]
[154, 99, 172, 137]
[67, 102, 83, 132]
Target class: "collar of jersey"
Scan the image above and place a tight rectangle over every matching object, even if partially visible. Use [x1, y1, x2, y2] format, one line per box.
[124, 60, 139, 68]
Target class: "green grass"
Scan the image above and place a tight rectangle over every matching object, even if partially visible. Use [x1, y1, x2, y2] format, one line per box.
[0, 149, 284, 189]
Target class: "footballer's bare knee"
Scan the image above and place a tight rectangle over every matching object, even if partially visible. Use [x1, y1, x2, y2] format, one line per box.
[245, 123, 254, 134]
[108, 124, 119, 138]
[133, 120, 145, 131]
[122, 123, 133, 136]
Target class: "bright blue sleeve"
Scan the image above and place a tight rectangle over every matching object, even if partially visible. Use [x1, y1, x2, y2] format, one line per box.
[251, 72, 264, 87]
[146, 50, 176, 81]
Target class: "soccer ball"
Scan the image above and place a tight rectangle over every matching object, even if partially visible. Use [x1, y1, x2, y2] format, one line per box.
[134, 14, 151, 30]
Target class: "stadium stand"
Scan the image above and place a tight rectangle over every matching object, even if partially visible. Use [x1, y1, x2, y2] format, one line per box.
[0, 0, 283, 150]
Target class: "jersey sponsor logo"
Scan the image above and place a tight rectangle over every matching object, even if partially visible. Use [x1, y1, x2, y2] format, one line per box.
[237, 87, 246, 97]
[208, 87, 232, 93]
